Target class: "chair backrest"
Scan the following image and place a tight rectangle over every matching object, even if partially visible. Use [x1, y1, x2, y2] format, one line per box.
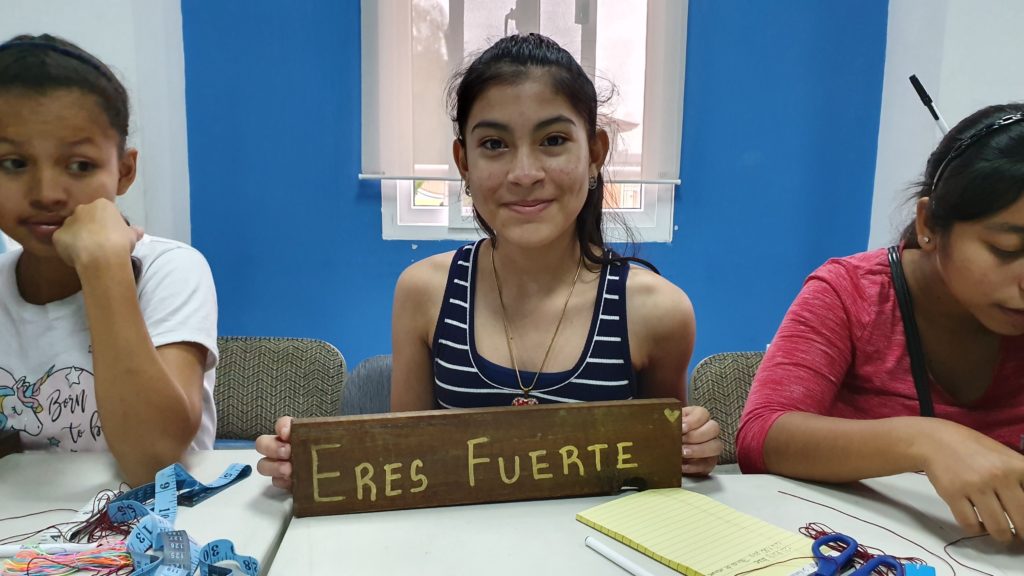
[215, 336, 346, 440]
[689, 351, 764, 465]
[340, 354, 393, 416]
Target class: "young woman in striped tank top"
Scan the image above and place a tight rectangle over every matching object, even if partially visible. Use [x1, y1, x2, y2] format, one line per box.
[256, 34, 721, 489]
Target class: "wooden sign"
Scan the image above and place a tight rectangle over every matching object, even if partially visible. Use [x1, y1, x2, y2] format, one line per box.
[290, 399, 683, 517]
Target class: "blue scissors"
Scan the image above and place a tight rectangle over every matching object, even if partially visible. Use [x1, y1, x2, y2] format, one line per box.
[812, 533, 905, 576]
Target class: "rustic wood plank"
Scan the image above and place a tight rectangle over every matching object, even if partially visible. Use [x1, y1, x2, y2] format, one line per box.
[291, 399, 683, 517]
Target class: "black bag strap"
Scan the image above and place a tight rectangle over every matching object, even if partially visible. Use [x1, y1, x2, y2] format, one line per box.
[887, 246, 935, 417]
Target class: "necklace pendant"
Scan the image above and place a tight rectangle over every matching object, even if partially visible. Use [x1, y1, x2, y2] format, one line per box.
[512, 395, 539, 406]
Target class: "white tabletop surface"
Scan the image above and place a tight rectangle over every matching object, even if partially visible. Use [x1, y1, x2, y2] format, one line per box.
[688, 472, 1022, 576]
[268, 471, 1022, 576]
[0, 450, 291, 575]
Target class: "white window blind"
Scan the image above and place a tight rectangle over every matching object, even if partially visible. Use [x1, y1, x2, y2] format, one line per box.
[361, 0, 687, 241]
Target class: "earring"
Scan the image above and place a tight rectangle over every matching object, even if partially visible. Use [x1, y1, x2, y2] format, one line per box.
[465, 185, 471, 197]
[920, 235, 931, 244]
[588, 175, 597, 190]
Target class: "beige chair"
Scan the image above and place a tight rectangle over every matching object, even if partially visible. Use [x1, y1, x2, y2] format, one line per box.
[214, 336, 346, 442]
[689, 351, 764, 465]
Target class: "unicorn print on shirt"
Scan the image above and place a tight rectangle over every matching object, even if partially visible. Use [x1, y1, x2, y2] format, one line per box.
[0, 365, 52, 436]
[0, 364, 103, 450]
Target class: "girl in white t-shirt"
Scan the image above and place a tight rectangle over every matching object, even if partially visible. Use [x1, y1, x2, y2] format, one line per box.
[0, 34, 218, 486]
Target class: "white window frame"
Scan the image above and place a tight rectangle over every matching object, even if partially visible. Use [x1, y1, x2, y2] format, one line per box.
[362, 0, 687, 242]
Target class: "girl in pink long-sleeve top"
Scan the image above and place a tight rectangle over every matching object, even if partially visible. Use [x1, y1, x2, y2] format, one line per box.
[738, 103, 1024, 544]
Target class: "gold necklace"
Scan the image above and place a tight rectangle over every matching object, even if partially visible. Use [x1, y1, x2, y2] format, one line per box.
[491, 240, 583, 406]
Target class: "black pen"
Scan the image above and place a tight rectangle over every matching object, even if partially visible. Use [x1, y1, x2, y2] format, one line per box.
[909, 74, 949, 135]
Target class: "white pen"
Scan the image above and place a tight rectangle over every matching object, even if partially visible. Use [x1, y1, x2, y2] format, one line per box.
[585, 536, 657, 576]
[0, 542, 99, 558]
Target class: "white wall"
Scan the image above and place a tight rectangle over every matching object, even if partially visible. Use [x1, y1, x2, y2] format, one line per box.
[870, 0, 1024, 248]
[1, 0, 191, 246]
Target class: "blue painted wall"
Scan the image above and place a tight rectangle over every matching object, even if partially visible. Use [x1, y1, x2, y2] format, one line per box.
[182, 0, 459, 372]
[651, 0, 889, 364]
[181, 0, 887, 373]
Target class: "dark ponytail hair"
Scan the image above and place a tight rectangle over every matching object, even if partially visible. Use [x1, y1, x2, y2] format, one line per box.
[447, 33, 656, 273]
[0, 34, 129, 152]
[901, 103, 1024, 248]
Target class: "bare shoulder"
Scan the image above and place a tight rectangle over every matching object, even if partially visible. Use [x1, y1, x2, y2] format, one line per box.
[393, 250, 460, 340]
[627, 266, 694, 326]
[395, 251, 457, 303]
[626, 266, 696, 357]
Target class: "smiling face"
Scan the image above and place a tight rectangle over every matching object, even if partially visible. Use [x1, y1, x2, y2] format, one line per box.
[925, 194, 1024, 335]
[0, 89, 135, 258]
[453, 72, 607, 250]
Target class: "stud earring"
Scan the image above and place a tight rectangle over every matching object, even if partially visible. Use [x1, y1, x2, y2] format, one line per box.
[588, 175, 597, 190]
[465, 185, 471, 197]
[920, 236, 931, 244]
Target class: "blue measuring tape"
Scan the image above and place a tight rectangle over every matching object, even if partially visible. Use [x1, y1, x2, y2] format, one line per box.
[107, 463, 259, 576]
[113, 463, 252, 508]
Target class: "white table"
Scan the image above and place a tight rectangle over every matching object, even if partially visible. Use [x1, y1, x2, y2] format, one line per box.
[268, 472, 1021, 575]
[689, 473, 1022, 576]
[0, 450, 291, 575]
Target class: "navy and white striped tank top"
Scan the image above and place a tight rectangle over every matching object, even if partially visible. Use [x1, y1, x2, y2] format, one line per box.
[432, 239, 636, 408]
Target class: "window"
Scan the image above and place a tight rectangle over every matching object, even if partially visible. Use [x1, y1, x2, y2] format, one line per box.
[361, 0, 687, 241]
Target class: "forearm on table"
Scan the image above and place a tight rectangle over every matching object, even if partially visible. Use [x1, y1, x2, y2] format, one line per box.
[78, 255, 200, 485]
[763, 412, 935, 482]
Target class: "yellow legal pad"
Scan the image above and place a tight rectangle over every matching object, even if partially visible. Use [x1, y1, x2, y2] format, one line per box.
[577, 489, 812, 576]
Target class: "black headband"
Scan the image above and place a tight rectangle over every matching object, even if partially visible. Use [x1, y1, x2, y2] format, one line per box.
[0, 39, 116, 83]
[932, 112, 1024, 191]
